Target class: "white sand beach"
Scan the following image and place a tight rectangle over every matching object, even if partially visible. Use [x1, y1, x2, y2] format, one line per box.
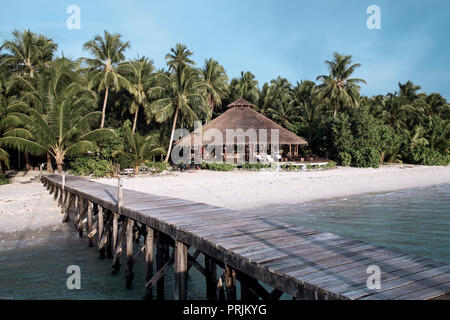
[97, 164, 450, 210]
[0, 173, 61, 234]
[0, 165, 449, 234]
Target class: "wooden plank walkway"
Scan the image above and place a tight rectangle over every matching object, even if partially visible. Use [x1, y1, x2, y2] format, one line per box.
[42, 174, 450, 300]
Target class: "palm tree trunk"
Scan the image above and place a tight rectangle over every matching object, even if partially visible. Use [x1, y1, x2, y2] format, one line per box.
[164, 107, 179, 163]
[57, 162, 63, 174]
[47, 152, 53, 173]
[206, 94, 212, 124]
[100, 86, 110, 128]
[24, 150, 32, 171]
[132, 107, 139, 135]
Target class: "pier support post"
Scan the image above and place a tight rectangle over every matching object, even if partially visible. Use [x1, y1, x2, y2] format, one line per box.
[125, 218, 134, 289]
[205, 255, 217, 300]
[174, 241, 188, 300]
[77, 198, 86, 238]
[62, 193, 73, 223]
[98, 207, 105, 259]
[156, 232, 170, 300]
[106, 211, 113, 259]
[144, 226, 154, 300]
[112, 218, 126, 274]
[87, 202, 93, 247]
[112, 213, 119, 250]
[239, 273, 259, 301]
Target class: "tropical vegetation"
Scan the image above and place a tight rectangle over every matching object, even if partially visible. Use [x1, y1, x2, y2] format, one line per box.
[0, 29, 448, 178]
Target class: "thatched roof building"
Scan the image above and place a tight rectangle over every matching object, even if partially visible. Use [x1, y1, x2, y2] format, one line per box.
[176, 98, 308, 148]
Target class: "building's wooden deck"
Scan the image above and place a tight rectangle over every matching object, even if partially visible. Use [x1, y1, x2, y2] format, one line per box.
[42, 174, 450, 300]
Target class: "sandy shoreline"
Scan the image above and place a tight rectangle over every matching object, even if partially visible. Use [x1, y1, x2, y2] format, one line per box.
[0, 165, 449, 234]
[97, 164, 450, 210]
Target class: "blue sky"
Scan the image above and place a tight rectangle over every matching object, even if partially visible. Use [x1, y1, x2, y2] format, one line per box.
[1, 0, 449, 99]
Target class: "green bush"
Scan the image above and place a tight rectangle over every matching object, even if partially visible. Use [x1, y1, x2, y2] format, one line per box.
[144, 161, 171, 174]
[323, 161, 337, 169]
[242, 163, 271, 171]
[409, 146, 450, 166]
[69, 156, 115, 177]
[201, 162, 236, 171]
[351, 148, 380, 168]
[0, 174, 9, 185]
[338, 152, 352, 166]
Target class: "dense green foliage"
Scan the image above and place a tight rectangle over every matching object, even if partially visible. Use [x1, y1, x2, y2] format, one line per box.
[144, 161, 171, 174]
[201, 162, 236, 171]
[70, 156, 115, 177]
[0, 173, 9, 185]
[241, 163, 272, 171]
[0, 29, 448, 177]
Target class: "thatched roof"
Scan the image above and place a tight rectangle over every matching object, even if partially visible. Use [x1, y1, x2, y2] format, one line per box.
[176, 98, 308, 146]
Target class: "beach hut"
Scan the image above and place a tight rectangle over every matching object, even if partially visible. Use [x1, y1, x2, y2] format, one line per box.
[175, 98, 308, 164]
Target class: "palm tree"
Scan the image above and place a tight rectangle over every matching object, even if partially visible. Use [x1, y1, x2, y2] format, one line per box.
[256, 83, 275, 117]
[118, 57, 155, 134]
[0, 59, 114, 173]
[165, 43, 195, 71]
[1, 29, 58, 170]
[424, 93, 448, 118]
[290, 80, 324, 143]
[149, 64, 207, 163]
[266, 76, 293, 121]
[0, 29, 57, 77]
[112, 126, 165, 174]
[229, 71, 259, 104]
[201, 58, 229, 122]
[398, 81, 421, 102]
[316, 52, 366, 117]
[83, 30, 131, 128]
[267, 103, 297, 130]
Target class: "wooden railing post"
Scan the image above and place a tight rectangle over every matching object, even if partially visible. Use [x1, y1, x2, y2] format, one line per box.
[118, 177, 123, 213]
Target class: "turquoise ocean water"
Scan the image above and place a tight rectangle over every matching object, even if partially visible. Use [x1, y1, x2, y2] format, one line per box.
[0, 183, 448, 299]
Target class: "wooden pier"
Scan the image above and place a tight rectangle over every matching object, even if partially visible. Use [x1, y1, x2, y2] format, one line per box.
[42, 174, 450, 300]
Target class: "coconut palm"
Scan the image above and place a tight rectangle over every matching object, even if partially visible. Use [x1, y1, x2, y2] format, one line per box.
[267, 102, 297, 130]
[230, 71, 260, 104]
[316, 52, 366, 117]
[83, 30, 131, 128]
[0, 59, 114, 173]
[265, 76, 293, 119]
[0, 29, 57, 77]
[112, 126, 165, 174]
[165, 43, 195, 71]
[118, 57, 155, 134]
[1, 30, 58, 170]
[398, 81, 421, 103]
[149, 65, 207, 163]
[290, 80, 324, 143]
[201, 58, 229, 122]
